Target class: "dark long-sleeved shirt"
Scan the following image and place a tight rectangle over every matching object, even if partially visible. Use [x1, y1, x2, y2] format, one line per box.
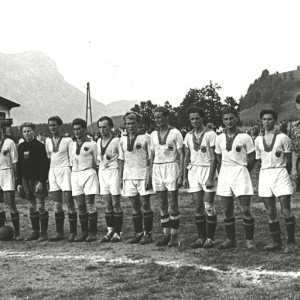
[17, 139, 49, 185]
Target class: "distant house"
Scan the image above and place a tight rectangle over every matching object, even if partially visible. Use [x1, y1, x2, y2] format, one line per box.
[0, 96, 20, 135]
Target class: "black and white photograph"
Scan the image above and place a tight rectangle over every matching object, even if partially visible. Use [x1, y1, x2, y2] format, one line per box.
[0, 0, 300, 299]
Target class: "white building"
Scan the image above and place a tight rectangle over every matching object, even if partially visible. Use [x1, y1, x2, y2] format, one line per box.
[0, 96, 20, 135]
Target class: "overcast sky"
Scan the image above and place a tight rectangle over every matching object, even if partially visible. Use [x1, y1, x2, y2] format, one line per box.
[1, 0, 300, 106]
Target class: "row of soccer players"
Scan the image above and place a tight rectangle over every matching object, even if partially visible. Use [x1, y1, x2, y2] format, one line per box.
[0, 106, 296, 252]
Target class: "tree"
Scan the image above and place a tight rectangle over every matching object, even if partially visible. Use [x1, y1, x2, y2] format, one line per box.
[164, 101, 179, 128]
[176, 81, 223, 129]
[131, 100, 157, 131]
[224, 96, 240, 111]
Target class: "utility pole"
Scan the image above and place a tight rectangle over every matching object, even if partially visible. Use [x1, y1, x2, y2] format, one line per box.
[86, 82, 93, 135]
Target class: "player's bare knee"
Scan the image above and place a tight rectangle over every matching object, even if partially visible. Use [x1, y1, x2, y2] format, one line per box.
[195, 206, 205, 215]
[267, 209, 277, 221]
[86, 203, 97, 214]
[241, 206, 252, 219]
[141, 202, 151, 213]
[78, 204, 87, 214]
[54, 202, 63, 213]
[37, 203, 46, 214]
[282, 208, 293, 219]
[169, 204, 179, 215]
[205, 202, 216, 216]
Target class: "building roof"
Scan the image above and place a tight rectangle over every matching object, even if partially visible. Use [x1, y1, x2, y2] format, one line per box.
[0, 96, 20, 109]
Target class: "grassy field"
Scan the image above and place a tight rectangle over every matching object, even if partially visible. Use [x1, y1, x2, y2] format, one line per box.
[1, 165, 300, 299]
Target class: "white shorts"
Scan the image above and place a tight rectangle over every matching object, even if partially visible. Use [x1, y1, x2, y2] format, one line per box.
[217, 165, 253, 197]
[188, 165, 217, 193]
[99, 168, 121, 196]
[71, 169, 99, 196]
[49, 167, 72, 192]
[0, 169, 14, 191]
[152, 162, 179, 192]
[122, 179, 154, 197]
[259, 168, 293, 198]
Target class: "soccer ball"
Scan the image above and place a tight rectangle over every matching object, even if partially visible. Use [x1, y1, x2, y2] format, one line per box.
[0, 225, 15, 241]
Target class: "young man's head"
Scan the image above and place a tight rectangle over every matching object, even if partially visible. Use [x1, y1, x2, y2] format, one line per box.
[123, 112, 141, 134]
[48, 116, 63, 135]
[260, 109, 278, 131]
[221, 107, 238, 130]
[97, 116, 113, 138]
[154, 107, 170, 128]
[186, 106, 205, 129]
[19, 122, 36, 142]
[72, 118, 87, 140]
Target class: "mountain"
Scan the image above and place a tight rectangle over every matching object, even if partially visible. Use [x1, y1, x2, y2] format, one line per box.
[0, 51, 138, 125]
[239, 68, 300, 124]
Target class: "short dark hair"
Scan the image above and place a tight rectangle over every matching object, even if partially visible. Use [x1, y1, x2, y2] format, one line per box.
[97, 116, 114, 128]
[123, 112, 141, 124]
[295, 94, 300, 104]
[72, 118, 87, 129]
[154, 106, 170, 116]
[48, 116, 63, 126]
[186, 106, 205, 118]
[19, 122, 36, 132]
[221, 106, 238, 117]
[259, 109, 278, 121]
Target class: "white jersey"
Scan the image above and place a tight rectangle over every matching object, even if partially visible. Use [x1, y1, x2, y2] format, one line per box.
[97, 137, 119, 171]
[69, 139, 97, 172]
[150, 127, 183, 164]
[0, 138, 18, 170]
[119, 133, 151, 180]
[45, 137, 72, 168]
[184, 129, 216, 166]
[255, 133, 291, 170]
[215, 132, 254, 167]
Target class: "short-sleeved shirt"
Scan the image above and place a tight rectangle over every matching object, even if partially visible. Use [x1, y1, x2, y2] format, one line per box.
[150, 127, 183, 164]
[119, 133, 151, 180]
[184, 129, 216, 167]
[0, 138, 18, 170]
[255, 133, 291, 170]
[291, 125, 300, 157]
[97, 137, 119, 171]
[69, 139, 97, 172]
[45, 137, 73, 168]
[215, 132, 255, 167]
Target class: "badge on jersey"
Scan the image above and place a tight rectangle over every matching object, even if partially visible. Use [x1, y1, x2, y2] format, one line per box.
[236, 145, 242, 152]
[168, 144, 174, 151]
[2, 150, 8, 156]
[275, 150, 282, 157]
[84, 147, 89, 151]
[200, 146, 207, 153]
[24, 151, 29, 159]
[136, 143, 142, 149]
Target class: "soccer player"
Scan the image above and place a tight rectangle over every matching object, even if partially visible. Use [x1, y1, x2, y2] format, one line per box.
[17, 122, 50, 242]
[37, 132, 45, 144]
[45, 116, 77, 242]
[97, 116, 123, 243]
[290, 94, 300, 193]
[150, 107, 184, 247]
[69, 118, 99, 242]
[0, 125, 22, 240]
[215, 107, 256, 250]
[183, 106, 218, 249]
[119, 111, 154, 245]
[255, 109, 295, 252]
